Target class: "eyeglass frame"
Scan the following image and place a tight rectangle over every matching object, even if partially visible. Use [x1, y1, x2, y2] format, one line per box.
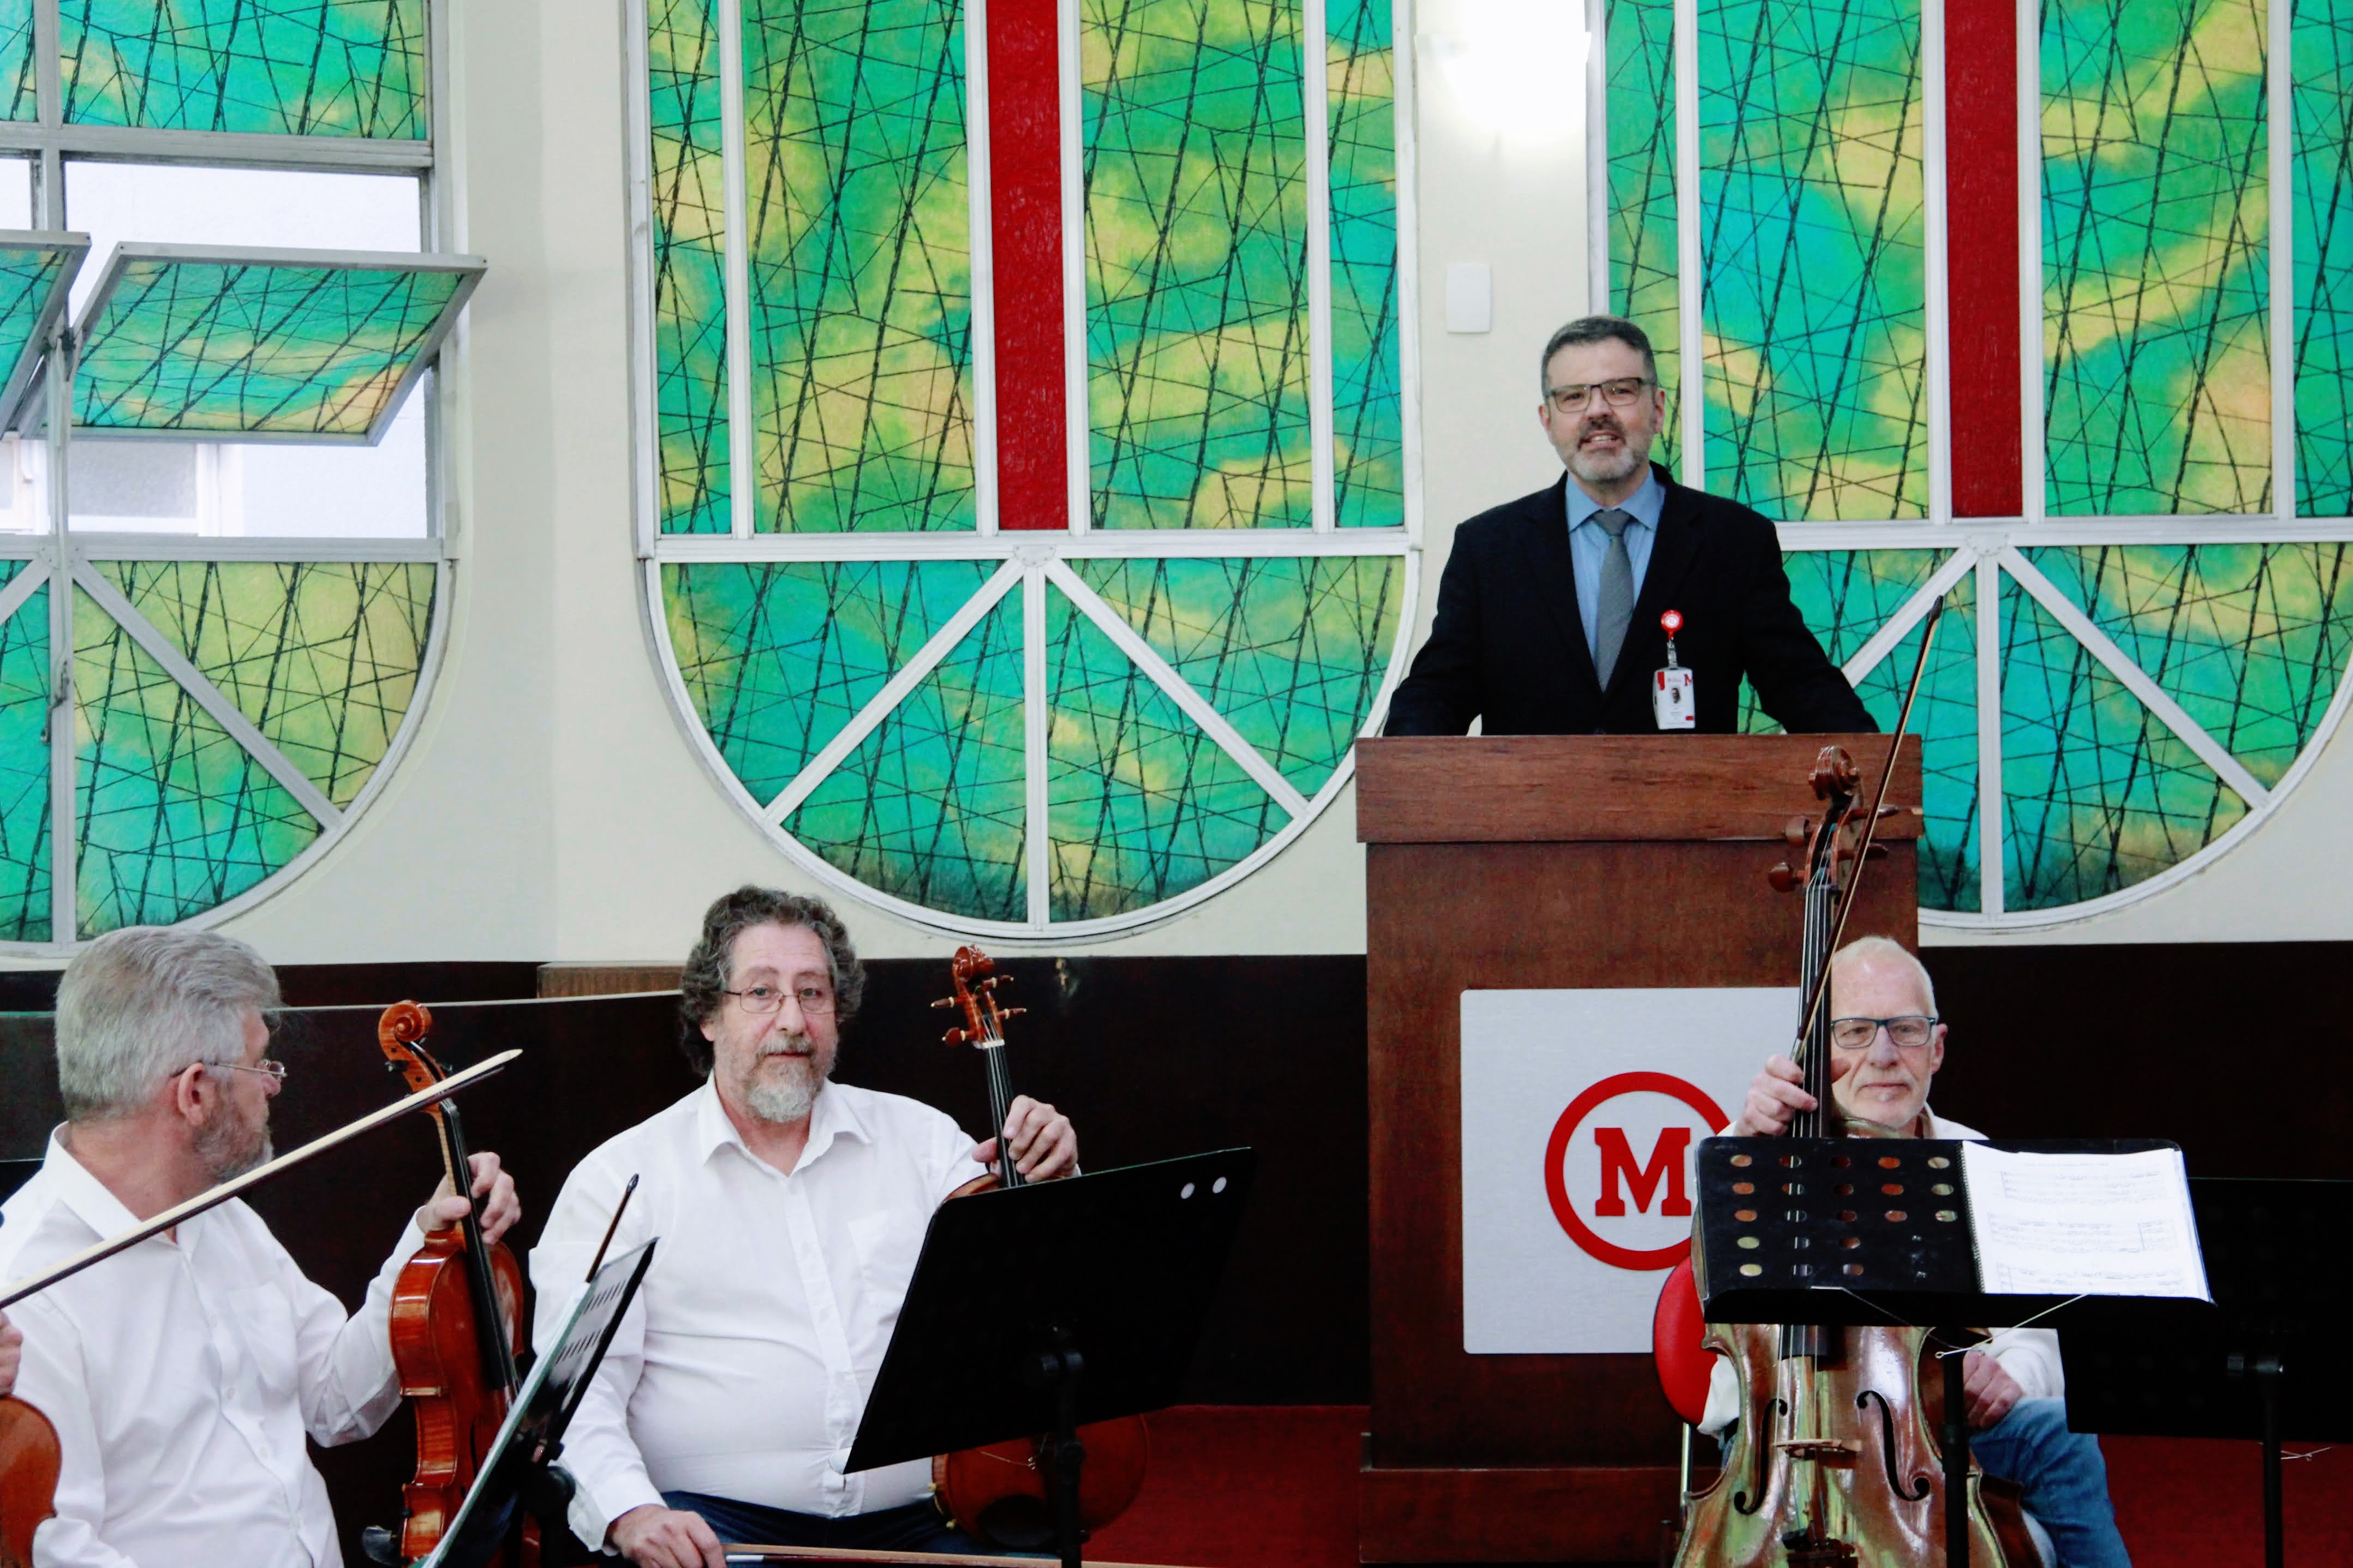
[1828, 1015, 1940, 1051]
[1543, 376, 1656, 412]
[722, 984, 838, 1016]
[194, 1058, 288, 1084]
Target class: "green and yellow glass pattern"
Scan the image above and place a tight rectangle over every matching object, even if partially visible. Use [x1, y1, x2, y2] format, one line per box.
[650, 0, 731, 534]
[1083, 0, 1313, 528]
[0, 569, 49, 943]
[1699, 0, 1928, 519]
[662, 553, 1400, 925]
[0, 4, 34, 123]
[59, 0, 428, 138]
[75, 257, 466, 437]
[2295, 0, 2353, 516]
[2043, 0, 2270, 516]
[1328, 0, 1401, 528]
[742, 0, 975, 532]
[0, 244, 77, 395]
[1605, 0, 1680, 472]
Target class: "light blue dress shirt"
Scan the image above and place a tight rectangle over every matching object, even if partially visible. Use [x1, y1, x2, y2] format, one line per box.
[1565, 471, 1665, 663]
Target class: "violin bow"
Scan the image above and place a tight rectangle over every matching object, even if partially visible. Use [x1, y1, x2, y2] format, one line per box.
[1789, 595, 1946, 1056]
[0, 1048, 522, 1311]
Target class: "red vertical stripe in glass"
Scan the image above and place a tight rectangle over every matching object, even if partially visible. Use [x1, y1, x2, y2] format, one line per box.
[988, 0, 1069, 529]
[1944, 0, 2023, 517]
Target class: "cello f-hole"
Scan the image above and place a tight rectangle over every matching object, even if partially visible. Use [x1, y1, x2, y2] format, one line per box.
[1855, 1389, 1933, 1503]
[1732, 1397, 1786, 1516]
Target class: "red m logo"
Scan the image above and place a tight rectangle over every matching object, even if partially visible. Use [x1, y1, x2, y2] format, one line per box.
[1590, 1126, 1693, 1217]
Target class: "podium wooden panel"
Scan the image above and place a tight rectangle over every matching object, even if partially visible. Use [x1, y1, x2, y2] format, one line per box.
[1354, 735, 1921, 1563]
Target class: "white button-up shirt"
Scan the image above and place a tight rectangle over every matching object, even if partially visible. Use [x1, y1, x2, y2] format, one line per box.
[0, 1130, 425, 1568]
[528, 1079, 988, 1548]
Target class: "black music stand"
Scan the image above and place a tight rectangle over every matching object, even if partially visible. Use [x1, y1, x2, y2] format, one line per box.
[841, 1148, 1255, 1568]
[1693, 1136, 2215, 1568]
[408, 1237, 659, 1568]
[2058, 1177, 2353, 1568]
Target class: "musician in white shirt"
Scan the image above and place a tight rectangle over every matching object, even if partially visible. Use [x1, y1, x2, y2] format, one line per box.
[0, 926, 521, 1568]
[1723, 935, 2129, 1568]
[529, 887, 1078, 1568]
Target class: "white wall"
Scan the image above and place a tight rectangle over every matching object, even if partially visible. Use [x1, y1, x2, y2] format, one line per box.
[213, 0, 2353, 965]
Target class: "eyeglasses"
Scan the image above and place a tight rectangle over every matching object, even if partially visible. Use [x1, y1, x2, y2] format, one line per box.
[724, 984, 837, 1016]
[1545, 377, 1653, 411]
[200, 1058, 287, 1084]
[1829, 1016, 1938, 1051]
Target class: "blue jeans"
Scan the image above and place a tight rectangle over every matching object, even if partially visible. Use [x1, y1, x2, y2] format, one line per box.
[1972, 1398, 2132, 1568]
[661, 1489, 992, 1555]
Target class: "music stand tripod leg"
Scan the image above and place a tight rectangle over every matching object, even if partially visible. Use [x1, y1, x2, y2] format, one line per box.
[1038, 1330, 1086, 1568]
[2257, 1354, 2283, 1568]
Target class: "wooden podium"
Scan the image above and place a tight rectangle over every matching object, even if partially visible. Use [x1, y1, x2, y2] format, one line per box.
[1353, 735, 1922, 1563]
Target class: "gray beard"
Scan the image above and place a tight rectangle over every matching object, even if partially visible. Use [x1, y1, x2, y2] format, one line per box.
[196, 1111, 271, 1182]
[1568, 438, 1647, 486]
[743, 1049, 824, 1124]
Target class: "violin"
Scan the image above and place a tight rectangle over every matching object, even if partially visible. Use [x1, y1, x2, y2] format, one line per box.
[926, 949, 1148, 1552]
[374, 1003, 536, 1567]
[0, 1396, 56, 1568]
[1674, 607, 2039, 1567]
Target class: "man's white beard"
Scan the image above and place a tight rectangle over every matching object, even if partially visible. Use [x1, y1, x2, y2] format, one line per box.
[743, 1039, 828, 1124]
[1567, 418, 1649, 485]
[196, 1105, 272, 1182]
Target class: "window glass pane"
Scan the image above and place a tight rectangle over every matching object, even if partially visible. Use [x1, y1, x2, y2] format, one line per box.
[0, 160, 31, 230]
[59, 163, 427, 537]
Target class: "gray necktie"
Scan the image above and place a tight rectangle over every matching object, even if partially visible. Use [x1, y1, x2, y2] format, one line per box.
[1591, 507, 1635, 688]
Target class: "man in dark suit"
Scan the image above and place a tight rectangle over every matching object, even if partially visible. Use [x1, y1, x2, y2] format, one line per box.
[1387, 316, 1873, 736]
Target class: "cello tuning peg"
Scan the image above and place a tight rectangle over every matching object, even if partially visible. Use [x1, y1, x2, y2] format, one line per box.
[929, 997, 955, 1009]
[1783, 816, 1808, 852]
[1874, 804, 1902, 818]
[999, 1006, 1028, 1020]
[942, 1028, 970, 1046]
[1767, 863, 1796, 893]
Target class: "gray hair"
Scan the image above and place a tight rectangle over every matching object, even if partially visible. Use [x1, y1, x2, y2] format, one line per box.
[1830, 935, 1937, 1016]
[677, 887, 865, 1074]
[56, 927, 282, 1121]
[1540, 315, 1659, 391]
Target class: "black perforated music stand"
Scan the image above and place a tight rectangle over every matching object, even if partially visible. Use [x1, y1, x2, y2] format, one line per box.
[1693, 1136, 2215, 1567]
[844, 1148, 1256, 1568]
[2058, 1177, 2353, 1568]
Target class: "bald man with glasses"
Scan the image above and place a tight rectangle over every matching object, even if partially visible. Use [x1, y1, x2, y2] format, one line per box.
[1721, 935, 2134, 1568]
[1387, 314, 1873, 737]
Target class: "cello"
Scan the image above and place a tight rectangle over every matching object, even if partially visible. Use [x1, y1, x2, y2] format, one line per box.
[1673, 605, 2038, 1568]
[926, 949, 1149, 1552]
[0, 1396, 56, 1568]
[371, 1002, 536, 1568]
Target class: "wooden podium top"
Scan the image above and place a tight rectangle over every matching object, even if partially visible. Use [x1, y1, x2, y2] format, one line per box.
[1354, 733, 1924, 845]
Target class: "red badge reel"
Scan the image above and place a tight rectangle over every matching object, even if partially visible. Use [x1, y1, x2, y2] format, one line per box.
[1653, 610, 1695, 729]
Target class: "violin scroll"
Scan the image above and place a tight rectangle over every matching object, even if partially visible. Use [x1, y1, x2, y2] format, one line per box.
[933, 946, 1025, 1048]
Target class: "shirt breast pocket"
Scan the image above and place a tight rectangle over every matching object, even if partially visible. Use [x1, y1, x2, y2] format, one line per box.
[223, 1283, 302, 1407]
[847, 1210, 924, 1304]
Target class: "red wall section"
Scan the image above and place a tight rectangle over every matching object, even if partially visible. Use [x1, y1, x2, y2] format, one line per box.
[1944, 0, 2024, 517]
[987, 0, 1071, 529]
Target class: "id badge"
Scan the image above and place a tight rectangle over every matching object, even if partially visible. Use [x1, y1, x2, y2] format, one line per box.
[1653, 666, 1695, 729]
[1653, 608, 1695, 729]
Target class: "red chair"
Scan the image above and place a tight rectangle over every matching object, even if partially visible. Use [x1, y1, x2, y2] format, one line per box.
[1652, 1254, 1713, 1426]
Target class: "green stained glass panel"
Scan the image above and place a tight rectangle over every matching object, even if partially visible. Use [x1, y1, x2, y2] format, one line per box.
[2296, 0, 2353, 516]
[75, 586, 322, 937]
[2043, 0, 2270, 516]
[664, 558, 998, 803]
[1046, 582, 1279, 919]
[0, 247, 75, 400]
[2000, 579, 2249, 910]
[61, 0, 428, 138]
[786, 587, 1024, 920]
[76, 258, 466, 437]
[1328, 0, 1401, 528]
[1608, 0, 1680, 472]
[0, 7, 33, 123]
[0, 571, 49, 943]
[743, 0, 975, 532]
[1740, 550, 1978, 911]
[650, 0, 731, 534]
[1699, 0, 1927, 520]
[1072, 554, 1401, 796]
[99, 560, 435, 811]
[2023, 544, 2353, 788]
[1084, 0, 1313, 529]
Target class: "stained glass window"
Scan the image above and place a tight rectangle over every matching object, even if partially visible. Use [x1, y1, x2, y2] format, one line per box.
[0, 4, 457, 947]
[637, 0, 1408, 933]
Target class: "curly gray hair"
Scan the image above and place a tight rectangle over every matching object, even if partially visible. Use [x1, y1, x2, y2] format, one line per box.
[677, 887, 865, 1073]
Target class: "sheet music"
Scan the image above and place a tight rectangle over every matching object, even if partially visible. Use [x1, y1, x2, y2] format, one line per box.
[1960, 1144, 2209, 1300]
